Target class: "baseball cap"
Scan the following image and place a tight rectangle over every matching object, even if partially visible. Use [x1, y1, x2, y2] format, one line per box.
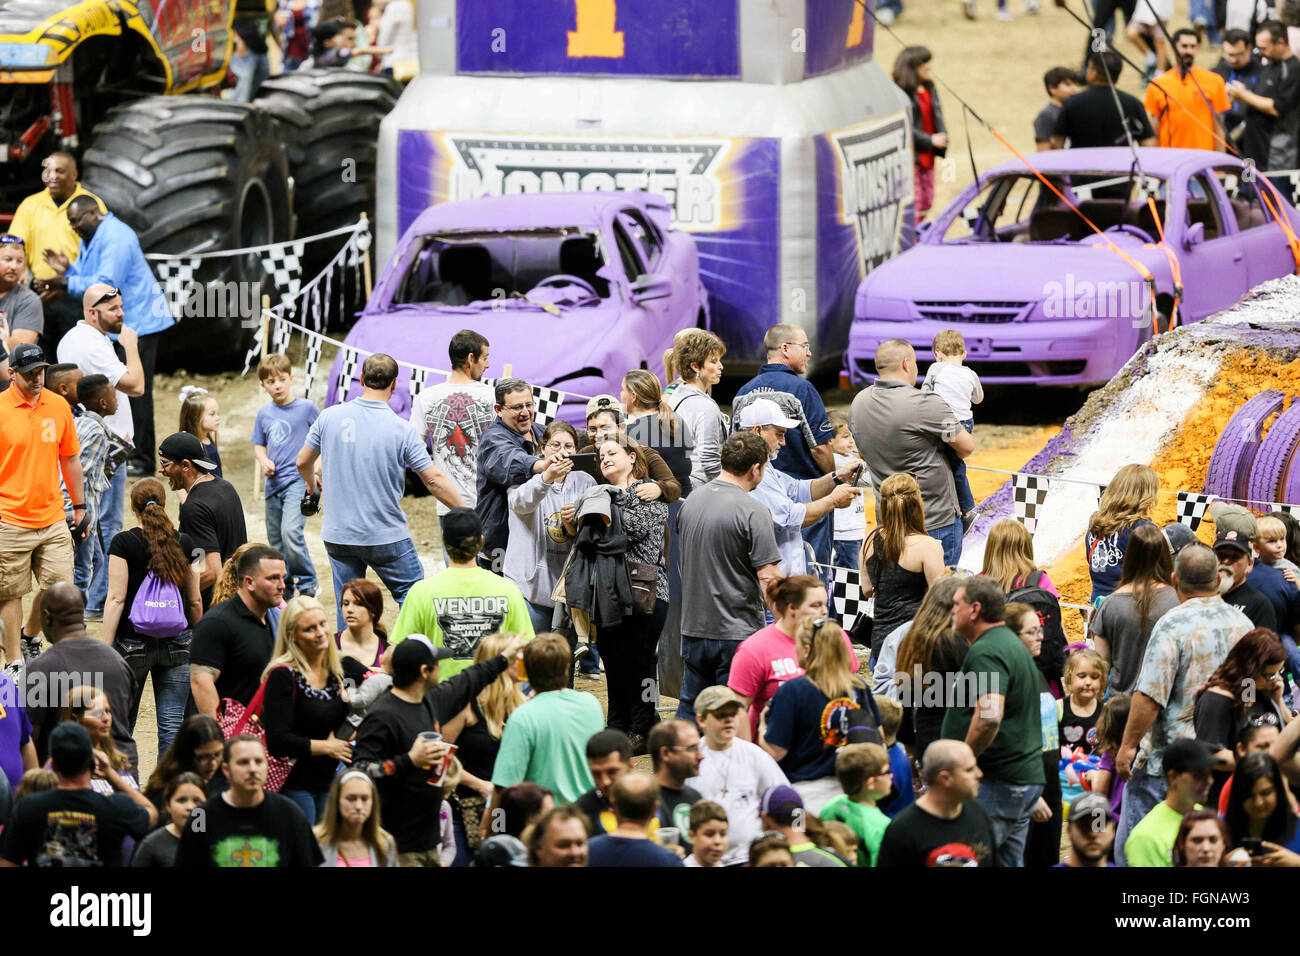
[759, 784, 804, 822]
[392, 635, 455, 685]
[48, 721, 94, 774]
[693, 685, 744, 717]
[158, 432, 218, 471]
[1162, 522, 1198, 556]
[736, 397, 799, 430]
[585, 394, 623, 419]
[1213, 527, 1252, 556]
[1210, 502, 1257, 539]
[1067, 792, 1115, 826]
[9, 343, 51, 373]
[440, 507, 483, 546]
[475, 834, 529, 867]
[1163, 737, 1218, 774]
[574, 487, 612, 524]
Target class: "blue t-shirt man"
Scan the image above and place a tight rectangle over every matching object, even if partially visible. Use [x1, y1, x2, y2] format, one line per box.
[305, 397, 433, 546]
[251, 397, 319, 497]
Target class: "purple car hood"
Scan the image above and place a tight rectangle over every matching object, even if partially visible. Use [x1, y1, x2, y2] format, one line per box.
[860, 239, 1169, 302]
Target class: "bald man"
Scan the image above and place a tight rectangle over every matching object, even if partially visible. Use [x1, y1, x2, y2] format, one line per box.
[848, 339, 975, 565]
[876, 740, 997, 867]
[586, 773, 685, 867]
[55, 284, 142, 618]
[23, 581, 137, 766]
[42, 196, 172, 478]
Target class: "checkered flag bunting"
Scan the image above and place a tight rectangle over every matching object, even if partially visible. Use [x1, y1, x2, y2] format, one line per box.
[1274, 502, 1300, 520]
[532, 386, 564, 427]
[302, 331, 325, 400]
[154, 257, 199, 319]
[1012, 473, 1051, 535]
[241, 322, 265, 376]
[270, 315, 291, 356]
[1176, 491, 1217, 532]
[825, 563, 867, 630]
[334, 347, 359, 406]
[261, 240, 305, 310]
[409, 365, 429, 397]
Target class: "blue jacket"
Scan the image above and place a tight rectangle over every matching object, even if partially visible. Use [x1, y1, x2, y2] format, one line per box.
[476, 419, 544, 556]
[67, 213, 174, 336]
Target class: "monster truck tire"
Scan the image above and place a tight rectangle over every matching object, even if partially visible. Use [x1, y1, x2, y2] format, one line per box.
[1247, 400, 1300, 507]
[1204, 390, 1286, 501]
[81, 97, 291, 371]
[255, 69, 399, 326]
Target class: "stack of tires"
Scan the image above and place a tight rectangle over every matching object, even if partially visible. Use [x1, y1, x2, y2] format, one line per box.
[1206, 391, 1300, 507]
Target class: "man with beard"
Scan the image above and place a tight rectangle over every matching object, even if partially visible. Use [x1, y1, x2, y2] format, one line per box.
[1143, 28, 1229, 149]
[1055, 792, 1117, 867]
[1114, 544, 1251, 864]
[1213, 29, 1274, 168]
[1215, 528, 1277, 631]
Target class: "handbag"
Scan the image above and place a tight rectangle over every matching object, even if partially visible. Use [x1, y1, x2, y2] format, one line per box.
[218, 666, 296, 792]
[626, 561, 657, 616]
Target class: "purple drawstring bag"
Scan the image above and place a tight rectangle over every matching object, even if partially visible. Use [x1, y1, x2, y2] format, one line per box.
[128, 571, 188, 638]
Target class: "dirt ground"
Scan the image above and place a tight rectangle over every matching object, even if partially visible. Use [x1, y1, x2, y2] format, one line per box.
[63, 0, 1222, 791]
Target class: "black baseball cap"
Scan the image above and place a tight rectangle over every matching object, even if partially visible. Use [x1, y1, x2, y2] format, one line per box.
[392, 634, 455, 684]
[1213, 528, 1252, 557]
[9, 343, 51, 373]
[440, 507, 483, 546]
[1164, 737, 1218, 774]
[48, 721, 94, 775]
[158, 432, 218, 471]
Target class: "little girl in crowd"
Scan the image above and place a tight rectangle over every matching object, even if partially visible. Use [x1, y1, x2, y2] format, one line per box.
[1083, 692, 1132, 823]
[132, 773, 206, 867]
[1059, 648, 1107, 755]
[179, 385, 223, 477]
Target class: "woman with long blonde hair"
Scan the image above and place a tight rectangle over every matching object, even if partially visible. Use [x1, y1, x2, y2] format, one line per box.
[315, 770, 400, 867]
[1085, 463, 1159, 604]
[894, 575, 970, 757]
[442, 631, 529, 865]
[260, 596, 368, 823]
[861, 473, 944, 661]
[759, 616, 880, 813]
[982, 518, 1059, 595]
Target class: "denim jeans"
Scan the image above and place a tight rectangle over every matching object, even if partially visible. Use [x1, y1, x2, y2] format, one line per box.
[676, 635, 741, 719]
[928, 518, 964, 566]
[86, 466, 127, 611]
[283, 788, 330, 825]
[832, 539, 862, 573]
[974, 778, 1044, 867]
[229, 52, 269, 102]
[802, 513, 834, 590]
[525, 599, 554, 633]
[74, 524, 105, 605]
[952, 419, 975, 515]
[1115, 768, 1166, 867]
[324, 537, 426, 632]
[266, 477, 317, 600]
[118, 631, 192, 755]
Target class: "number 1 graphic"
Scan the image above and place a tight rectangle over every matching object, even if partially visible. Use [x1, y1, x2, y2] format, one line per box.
[568, 0, 625, 58]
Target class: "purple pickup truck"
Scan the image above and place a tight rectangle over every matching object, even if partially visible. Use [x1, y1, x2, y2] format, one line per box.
[328, 190, 709, 422]
[845, 148, 1300, 386]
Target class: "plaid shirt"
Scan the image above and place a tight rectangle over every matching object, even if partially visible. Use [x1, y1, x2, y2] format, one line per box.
[61, 406, 111, 532]
[1133, 595, 1253, 777]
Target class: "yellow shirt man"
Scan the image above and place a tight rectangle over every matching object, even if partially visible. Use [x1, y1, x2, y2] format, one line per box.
[8, 154, 107, 280]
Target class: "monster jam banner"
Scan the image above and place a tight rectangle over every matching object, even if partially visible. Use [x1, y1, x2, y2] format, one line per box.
[455, 0, 740, 77]
[815, 112, 913, 358]
[803, 0, 874, 77]
[397, 129, 782, 361]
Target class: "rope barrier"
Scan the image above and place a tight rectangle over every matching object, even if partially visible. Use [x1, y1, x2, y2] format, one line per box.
[144, 221, 363, 261]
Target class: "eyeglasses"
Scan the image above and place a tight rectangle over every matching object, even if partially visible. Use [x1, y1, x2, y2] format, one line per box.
[0, 234, 24, 246]
[669, 745, 700, 752]
[1247, 713, 1279, 727]
[503, 401, 535, 413]
[784, 341, 812, 352]
[91, 287, 120, 308]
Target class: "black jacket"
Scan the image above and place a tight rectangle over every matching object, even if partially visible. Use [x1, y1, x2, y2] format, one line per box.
[564, 487, 634, 628]
[904, 83, 948, 158]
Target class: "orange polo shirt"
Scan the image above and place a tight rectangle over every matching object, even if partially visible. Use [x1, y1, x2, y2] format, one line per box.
[0, 385, 79, 528]
[1143, 67, 1230, 150]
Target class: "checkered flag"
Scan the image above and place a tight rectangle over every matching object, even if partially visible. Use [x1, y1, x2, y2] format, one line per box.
[270, 314, 291, 356]
[531, 386, 564, 427]
[1274, 501, 1300, 521]
[1012, 473, 1052, 535]
[302, 331, 325, 400]
[241, 322, 264, 376]
[154, 257, 199, 319]
[827, 563, 867, 630]
[335, 347, 359, 406]
[261, 240, 305, 310]
[1176, 491, 1217, 532]
[409, 365, 429, 397]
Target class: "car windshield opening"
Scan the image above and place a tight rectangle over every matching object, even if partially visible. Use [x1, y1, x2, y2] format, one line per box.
[941, 172, 1169, 245]
[394, 229, 611, 305]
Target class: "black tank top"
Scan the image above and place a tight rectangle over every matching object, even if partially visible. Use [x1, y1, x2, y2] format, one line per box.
[865, 532, 929, 659]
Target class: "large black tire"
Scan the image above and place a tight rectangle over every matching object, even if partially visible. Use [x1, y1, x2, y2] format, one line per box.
[81, 97, 291, 371]
[255, 69, 399, 329]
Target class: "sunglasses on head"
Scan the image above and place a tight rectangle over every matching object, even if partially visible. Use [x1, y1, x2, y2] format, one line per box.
[0, 234, 24, 246]
[91, 288, 120, 308]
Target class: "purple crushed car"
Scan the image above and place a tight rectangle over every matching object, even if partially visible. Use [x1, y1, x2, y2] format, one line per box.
[327, 190, 709, 422]
[845, 148, 1300, 386]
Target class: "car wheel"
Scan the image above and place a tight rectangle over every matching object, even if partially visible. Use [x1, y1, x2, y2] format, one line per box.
[81, 97, 291, 370]
[1248, 400, 1300, 507]
[1205, 389, 1287, 501]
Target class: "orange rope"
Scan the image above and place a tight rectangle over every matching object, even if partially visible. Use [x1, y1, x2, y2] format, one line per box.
[1144, 196, 1182, 334]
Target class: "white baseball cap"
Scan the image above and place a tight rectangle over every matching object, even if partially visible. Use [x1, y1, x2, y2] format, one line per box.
[736, 398, 799, 430]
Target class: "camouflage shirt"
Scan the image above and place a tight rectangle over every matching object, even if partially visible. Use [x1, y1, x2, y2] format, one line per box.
[1133, 596, 1252, 777]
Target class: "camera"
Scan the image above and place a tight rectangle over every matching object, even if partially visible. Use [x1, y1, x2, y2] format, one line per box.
[300, 489, 321, 516]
